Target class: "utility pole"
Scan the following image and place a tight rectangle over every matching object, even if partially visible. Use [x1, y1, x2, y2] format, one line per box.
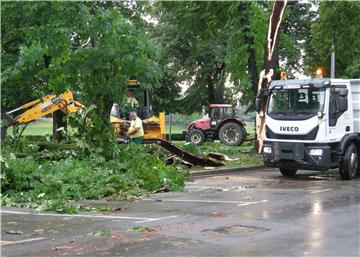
[330, 44, 336, 78]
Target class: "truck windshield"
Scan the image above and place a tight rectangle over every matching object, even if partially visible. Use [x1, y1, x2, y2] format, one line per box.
[267, 86, 326, 118]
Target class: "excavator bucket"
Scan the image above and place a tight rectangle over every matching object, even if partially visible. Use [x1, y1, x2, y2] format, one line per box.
[1, 112, 18, 140]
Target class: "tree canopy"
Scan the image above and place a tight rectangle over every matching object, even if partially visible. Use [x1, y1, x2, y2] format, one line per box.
[152, 2, 268, 113]
[1, 2, 161, 119]
[309, 1, 360, 78]
[2, 1, 359, 118]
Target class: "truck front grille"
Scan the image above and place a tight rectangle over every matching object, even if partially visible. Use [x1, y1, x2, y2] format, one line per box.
[266, 125, 319, 140]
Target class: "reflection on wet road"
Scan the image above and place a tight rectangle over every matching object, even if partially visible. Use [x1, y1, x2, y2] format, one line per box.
[2, 168, 359, 257]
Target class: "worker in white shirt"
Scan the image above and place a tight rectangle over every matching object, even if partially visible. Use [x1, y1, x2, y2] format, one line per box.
[127, 112, 144, 144]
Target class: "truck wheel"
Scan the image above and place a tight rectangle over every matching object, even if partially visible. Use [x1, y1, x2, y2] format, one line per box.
[279, 168, 297, 177]
[186, 128, 205, 146]
[339, 143, 359, 180]
[219, 122, 246, 146]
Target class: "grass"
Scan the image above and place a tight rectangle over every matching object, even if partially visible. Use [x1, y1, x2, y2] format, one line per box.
[7, 118, 53, 136]
[8, 119, 187, 136]
[8, 118, 256, 137]
[166, 124, 185, 135]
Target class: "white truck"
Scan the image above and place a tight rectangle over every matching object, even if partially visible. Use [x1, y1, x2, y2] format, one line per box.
[260, 78, 360, 180]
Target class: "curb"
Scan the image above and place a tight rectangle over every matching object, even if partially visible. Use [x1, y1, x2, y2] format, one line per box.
[191, 165, 269, 178]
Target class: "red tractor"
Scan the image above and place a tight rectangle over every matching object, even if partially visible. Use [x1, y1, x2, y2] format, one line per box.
[185, 104, 247, 146]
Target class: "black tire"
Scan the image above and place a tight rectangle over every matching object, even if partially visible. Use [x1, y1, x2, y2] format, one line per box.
[219, 122, 246, 146]
[279, 168, 298, 177]
[339, 143, 359, 180]
[186, 128, 205, 146]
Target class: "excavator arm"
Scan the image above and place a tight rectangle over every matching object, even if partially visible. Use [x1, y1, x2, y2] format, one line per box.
[1, 90, 84, 139]
[255, 0, 287, 153]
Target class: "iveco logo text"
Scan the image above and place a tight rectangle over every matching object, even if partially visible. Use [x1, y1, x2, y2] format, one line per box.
[280, 126, 299, 132]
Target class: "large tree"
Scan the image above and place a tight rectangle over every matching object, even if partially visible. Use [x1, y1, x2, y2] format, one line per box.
[153, 2, 267, 113]
[309, 2, 360, 77]
[279, 1, 317, 76]
[1, 2, 161, 122]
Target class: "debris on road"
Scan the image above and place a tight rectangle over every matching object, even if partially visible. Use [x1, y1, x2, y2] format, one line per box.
[54, 245, 73, 251]
[129, 226, 160, 233]
[5, 230, 23, 235]
[153, 187, 170, 193]
[210, 211, 227, 218]
[111, 205, 128, 212]
[157, 138, 225, 167]
[88, 230, 111, 236]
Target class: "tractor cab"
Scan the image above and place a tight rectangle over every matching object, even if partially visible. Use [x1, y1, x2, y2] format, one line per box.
[209, 104, 234, 127]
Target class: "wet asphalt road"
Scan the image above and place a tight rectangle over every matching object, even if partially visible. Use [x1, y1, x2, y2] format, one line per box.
[1, 168, 360, 257]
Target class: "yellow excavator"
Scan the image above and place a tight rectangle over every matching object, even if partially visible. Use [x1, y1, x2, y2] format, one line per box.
[109, 80, 166, 142]
[1, 90, 85, 140]
[1, 80, 166, 141]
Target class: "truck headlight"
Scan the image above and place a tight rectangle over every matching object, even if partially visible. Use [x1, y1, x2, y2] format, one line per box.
[263, 146, 272, 154]
[309, 149, 323, 156]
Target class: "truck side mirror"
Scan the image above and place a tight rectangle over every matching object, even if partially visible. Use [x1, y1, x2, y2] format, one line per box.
[255, 98, 261, 114]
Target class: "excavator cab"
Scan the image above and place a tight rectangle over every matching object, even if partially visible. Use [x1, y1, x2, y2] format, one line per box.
[123, 80, 153, 120]
[110, 80, 165, 141]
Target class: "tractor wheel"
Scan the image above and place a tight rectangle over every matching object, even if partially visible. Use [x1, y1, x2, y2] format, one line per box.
[219, 122, 246, 146]
[186, 128, 205, 146]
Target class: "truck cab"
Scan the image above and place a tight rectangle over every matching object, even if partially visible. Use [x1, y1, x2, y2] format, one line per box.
[262, 78, 360, 179]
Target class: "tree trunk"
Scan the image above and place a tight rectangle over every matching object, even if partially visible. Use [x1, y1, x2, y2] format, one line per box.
[53, 110, 67, 142]
[43, 54, 68, 141]
[263, 38, 280, 78]
[214, 62, 225, 104]
[215, 83, 225, 104]
[207, 75, 216, 105]
[238, 3, 259, 96]
[255, 0, 287, 153]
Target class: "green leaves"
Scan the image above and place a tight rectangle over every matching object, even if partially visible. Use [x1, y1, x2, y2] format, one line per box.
[153, 2, 268, 112]
[310, 2, 360, 77]
[0, 142, 187, 214]
[1, 2, 162, 134]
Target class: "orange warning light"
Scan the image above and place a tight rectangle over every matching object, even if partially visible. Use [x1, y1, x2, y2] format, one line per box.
[315, 68, 323, 78]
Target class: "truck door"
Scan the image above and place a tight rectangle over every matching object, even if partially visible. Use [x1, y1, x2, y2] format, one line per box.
[328, 84, 352, 141]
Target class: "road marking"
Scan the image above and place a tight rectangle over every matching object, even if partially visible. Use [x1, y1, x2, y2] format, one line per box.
[0, 210, 177, 224]
[134, 215, 178, 224]
[145, 198, 268, 206]
[310, 189, 332, 194]
[237, 200, 268, 206]
[1, 237, 45, 246]
[186, 186, 233, 191]
[186, 186, 332, 193]
[1, 210, 31, 215]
